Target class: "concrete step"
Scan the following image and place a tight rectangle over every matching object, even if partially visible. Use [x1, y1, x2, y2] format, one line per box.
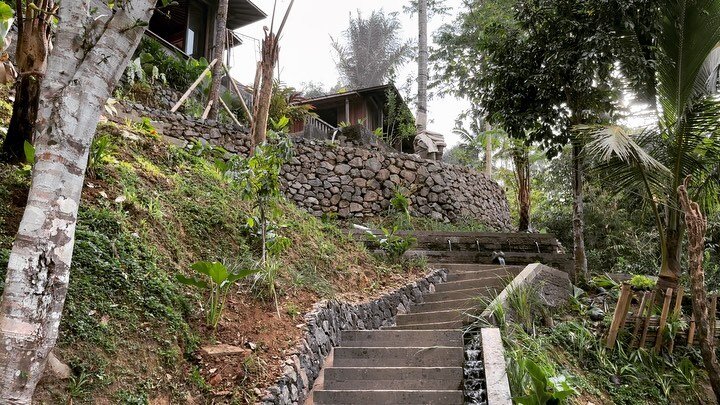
[385, 320, 465, 330]
[396, 308, 477, 326]
[323, 367, 463, 390]
[332, 347, 464, 367]
[446, 269, 517, 282]
[410, 250, 572, 267]
[411, 298, 483, 313]
[434, 277, 507, 293]
[313, 389, 464, 404]
[341, 330, 462, 348]
[423, 287, 502, 303]
[430, 263, 518, 271]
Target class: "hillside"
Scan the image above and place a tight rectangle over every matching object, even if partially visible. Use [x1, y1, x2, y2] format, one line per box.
[0, 119, 428, 403]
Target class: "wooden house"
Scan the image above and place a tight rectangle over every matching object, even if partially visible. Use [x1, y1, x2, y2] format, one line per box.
[291, 84, 416, 152]
[147, 0, 265, 61]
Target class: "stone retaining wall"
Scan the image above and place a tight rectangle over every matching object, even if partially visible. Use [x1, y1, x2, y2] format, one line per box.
[259, 268, 449, 404]
[282, 139, 512, 229]
[114, 101, 512, 229]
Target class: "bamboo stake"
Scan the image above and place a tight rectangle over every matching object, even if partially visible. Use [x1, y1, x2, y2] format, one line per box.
[669, 287, 684, 354]
[654, 288, 674, 353]
[607, 283, 632, 348]
[218, 97, 242, 126]
[201, 99, 214, 120]
[639, 289, 658, 348]
[631, 291, 651, 348]
[222, 63, 253, 126]
[171, 58, 218, 113]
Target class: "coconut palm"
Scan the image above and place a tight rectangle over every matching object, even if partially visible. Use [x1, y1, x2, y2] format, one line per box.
[584, 0, 720, 287]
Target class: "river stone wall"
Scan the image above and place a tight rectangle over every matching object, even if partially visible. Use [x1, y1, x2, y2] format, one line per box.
[258, 268, 448, 405]
[282, 139, 512, 229]
[113, 102, 512, 229]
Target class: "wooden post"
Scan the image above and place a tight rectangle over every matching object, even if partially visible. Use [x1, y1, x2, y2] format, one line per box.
[669, 287, 684, 354]
[607, 283, 632, 348]
[631, 291, 651, 347]
[654, 288, 674, 353]
[170, 58, 218, 113]
[639, 289, 658, 348]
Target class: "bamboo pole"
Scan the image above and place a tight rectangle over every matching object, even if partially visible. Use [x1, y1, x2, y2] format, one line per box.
[654, 288, 674, 353]
[201, 100, 214, 120]
[607, 284, 632, 348]
[170, 58, 218, 113]
[222, 63, 253, 126]
[218, 97, 242, 126]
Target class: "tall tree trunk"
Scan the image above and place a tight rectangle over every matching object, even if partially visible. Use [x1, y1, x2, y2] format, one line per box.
[251, 32, 278, 148]
[206, 0, 229, 121]
[485, 132, 492, 176]
[416, 0, 428, 133]
[0, 1, 152, 401]
[572, 140, 588, 281]
[512, 143, 530, 232]
[678, 177, 720, 401]
[1, 0, 54, 163]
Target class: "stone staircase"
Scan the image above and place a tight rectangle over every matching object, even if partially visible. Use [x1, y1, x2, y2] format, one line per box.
[310, 263, 524, 405]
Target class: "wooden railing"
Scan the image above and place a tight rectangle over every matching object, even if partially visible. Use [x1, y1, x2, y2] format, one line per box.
[305, 116, 338, 138]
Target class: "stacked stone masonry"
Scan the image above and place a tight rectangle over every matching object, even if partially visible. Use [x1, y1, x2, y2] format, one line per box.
[259, 268, 448, 405]
[114, 101, 512, 230]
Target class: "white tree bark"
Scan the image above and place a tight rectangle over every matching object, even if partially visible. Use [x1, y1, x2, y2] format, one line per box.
[416, 0, 428, 132]
[0, 0, 153, 402]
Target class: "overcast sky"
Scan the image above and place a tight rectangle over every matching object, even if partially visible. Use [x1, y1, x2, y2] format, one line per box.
[229, 0, 469, 148]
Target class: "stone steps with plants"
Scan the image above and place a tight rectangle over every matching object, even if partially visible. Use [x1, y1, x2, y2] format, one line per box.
[310, 262, 515, 405]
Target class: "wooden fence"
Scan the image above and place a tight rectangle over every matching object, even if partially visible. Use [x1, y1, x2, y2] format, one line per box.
[606, 284, 717, 353]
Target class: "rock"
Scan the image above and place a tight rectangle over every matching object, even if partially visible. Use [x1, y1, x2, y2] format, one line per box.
[588, 307, 605, 321]
[199, 344, 249, 357]
[47, 352, 72, 379]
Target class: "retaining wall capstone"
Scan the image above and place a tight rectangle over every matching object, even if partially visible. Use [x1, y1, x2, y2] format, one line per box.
[258, 268, 448, 404]
[113, 101, 512, 230]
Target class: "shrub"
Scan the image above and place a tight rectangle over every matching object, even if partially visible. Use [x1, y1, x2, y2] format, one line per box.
[367, 225, 416, 259]
[628, 275, 656, 290]
[176, 261, 256, 329]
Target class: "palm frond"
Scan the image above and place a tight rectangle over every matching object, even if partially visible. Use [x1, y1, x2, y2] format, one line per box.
[582, 125, 670, 174]
[657, 0, 720, 124]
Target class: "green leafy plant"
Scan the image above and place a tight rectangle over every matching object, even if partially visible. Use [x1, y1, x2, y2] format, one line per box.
[87, 134, 114, 178]
[389, 187, 411, 225]
[235, 117, 293, 264]
[367, 225, 415, 259]
[506, 281, 541, 333]
[176, 261, 256, 329]
[515, 358, 576, 405]
[590, 274, 618, 289]
[628, 275, 656, 290]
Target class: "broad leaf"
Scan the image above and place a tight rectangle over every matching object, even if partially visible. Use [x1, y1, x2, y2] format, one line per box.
[176, 274, 208, 289]
[23, 141, 35, 165]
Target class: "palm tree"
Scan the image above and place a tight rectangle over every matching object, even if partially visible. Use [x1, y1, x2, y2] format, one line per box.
[585, 0, 720, 287]
[417, 0, 428, 133]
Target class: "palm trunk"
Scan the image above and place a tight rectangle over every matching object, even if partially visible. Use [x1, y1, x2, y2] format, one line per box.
[0, 1, 152, 401]
[572, 140, 588, 281]
[658, 218, 683, 289]
[206, 0, 229, 121]
[1, 0, 53, 163]
[512, 144, 530, 232]
[416, 0, 428, 133]
[678, 179, 720, 401]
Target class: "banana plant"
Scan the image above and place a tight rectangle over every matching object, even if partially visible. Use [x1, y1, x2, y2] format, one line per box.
[177, 261, 257, 329]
